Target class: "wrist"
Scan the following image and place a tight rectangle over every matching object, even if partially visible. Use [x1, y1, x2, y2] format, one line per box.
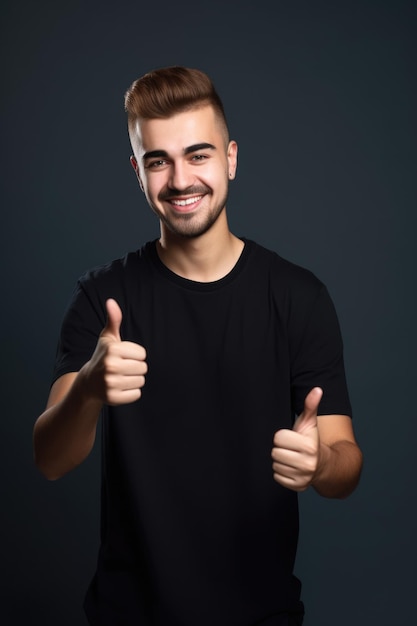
[76, 362, 104, 410]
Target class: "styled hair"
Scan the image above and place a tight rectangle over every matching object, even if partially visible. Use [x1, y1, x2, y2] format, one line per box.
[124, 66, 229, 139]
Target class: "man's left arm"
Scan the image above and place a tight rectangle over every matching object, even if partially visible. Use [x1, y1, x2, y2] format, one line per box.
[271, 387, 363, 499]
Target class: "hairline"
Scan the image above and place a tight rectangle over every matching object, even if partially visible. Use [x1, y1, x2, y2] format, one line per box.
[128, 101, 230, 149]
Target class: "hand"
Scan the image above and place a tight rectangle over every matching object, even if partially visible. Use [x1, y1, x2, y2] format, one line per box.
[271, 387, 323, 491]
[83, 298, 147, 405]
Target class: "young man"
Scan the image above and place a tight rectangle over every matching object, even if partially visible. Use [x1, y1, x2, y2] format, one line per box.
[33, 66, 363, 626]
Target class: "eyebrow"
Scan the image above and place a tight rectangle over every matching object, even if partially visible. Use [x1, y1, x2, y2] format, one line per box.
[142, 143, 216, 161]
[184, 142, 216, 154]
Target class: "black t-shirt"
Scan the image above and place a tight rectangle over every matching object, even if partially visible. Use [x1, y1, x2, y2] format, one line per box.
[53, 239, 352, 626]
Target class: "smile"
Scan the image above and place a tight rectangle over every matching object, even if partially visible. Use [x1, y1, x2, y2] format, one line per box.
[170, 195, 203, 207]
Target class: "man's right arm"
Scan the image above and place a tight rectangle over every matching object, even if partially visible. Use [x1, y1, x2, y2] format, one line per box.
[33, 371, 103, 480]
[33, 299, 147, 480]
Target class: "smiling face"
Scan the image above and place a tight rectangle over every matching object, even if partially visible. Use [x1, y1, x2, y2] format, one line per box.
[130, 105, 237, 239]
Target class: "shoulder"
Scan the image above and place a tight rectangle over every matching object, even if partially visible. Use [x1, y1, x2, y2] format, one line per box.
[77, 241, 155, 293]
[64, 241, 156, 326]
[243, 239, 338, 336]
[246, 238, 325, 298]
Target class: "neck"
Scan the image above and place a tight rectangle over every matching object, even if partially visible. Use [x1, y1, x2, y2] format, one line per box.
[157, 212, 244, 282]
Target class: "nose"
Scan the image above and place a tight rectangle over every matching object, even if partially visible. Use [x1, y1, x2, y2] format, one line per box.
[168, 160, 193, 191]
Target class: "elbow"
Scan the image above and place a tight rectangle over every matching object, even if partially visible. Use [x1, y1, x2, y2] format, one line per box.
[38, 469, 62, 481]
[33, 424, 92, 481]
[313, 479, 360, 499]
[33, 425, 65, 481]
[313, 484, 356, 500]
[33, 448, 65, 481]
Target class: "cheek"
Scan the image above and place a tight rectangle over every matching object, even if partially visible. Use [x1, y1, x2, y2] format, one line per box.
[206, 163, 228, 187]
[142, 174, 162, 198]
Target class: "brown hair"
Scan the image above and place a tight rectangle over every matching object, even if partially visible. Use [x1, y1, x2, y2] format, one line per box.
[124, 66, 229, 139]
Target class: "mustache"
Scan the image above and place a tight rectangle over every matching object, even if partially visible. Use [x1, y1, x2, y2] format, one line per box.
[159, 185, 211, 201]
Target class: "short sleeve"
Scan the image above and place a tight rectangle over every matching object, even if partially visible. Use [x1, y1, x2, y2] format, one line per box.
[52, 279, 106, 385]
[290, 284, 352, 418]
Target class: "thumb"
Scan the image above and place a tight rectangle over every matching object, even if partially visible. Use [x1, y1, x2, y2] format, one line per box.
[101, 298, 123, 341]
[293, 387, 323, 434]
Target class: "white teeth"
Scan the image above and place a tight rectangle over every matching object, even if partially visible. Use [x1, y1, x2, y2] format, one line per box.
[171, 195, 202, 207]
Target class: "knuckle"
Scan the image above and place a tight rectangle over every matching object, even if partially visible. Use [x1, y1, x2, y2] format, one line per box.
[103, 356, 118, 374]
[103, 372, 115, 387]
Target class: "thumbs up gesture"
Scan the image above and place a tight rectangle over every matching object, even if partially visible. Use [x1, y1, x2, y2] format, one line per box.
[100, 297, 124, 342]
[84, 299, 147, 406]
[271, 387, 323, 492]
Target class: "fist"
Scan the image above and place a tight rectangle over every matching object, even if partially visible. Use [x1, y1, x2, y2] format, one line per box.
[85, 298, 147, 405]
[271, 387, 322, 491]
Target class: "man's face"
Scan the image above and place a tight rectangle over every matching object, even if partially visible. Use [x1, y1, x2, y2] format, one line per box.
[130, 105, 237, 239]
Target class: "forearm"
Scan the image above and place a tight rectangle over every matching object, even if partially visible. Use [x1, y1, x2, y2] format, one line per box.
[312, 440, 363, 499]
[33, 367, 103, 480]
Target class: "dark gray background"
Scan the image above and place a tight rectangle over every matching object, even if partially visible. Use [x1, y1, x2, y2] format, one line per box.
[1, 0, 416, 624]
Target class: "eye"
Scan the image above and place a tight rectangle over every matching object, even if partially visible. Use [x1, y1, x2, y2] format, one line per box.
[145, 159, 168, 169]
[190, 154, 208, 162]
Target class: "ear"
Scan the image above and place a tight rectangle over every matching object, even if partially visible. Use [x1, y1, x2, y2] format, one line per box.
[130, 155, 144, 192]
[227, 141, 238, 180]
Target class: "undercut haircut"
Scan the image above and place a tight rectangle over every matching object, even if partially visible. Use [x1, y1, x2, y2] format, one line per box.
[124, 66, 229, 142]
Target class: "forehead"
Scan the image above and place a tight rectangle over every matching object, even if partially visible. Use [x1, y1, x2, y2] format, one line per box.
[133, 105, 224, 155]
